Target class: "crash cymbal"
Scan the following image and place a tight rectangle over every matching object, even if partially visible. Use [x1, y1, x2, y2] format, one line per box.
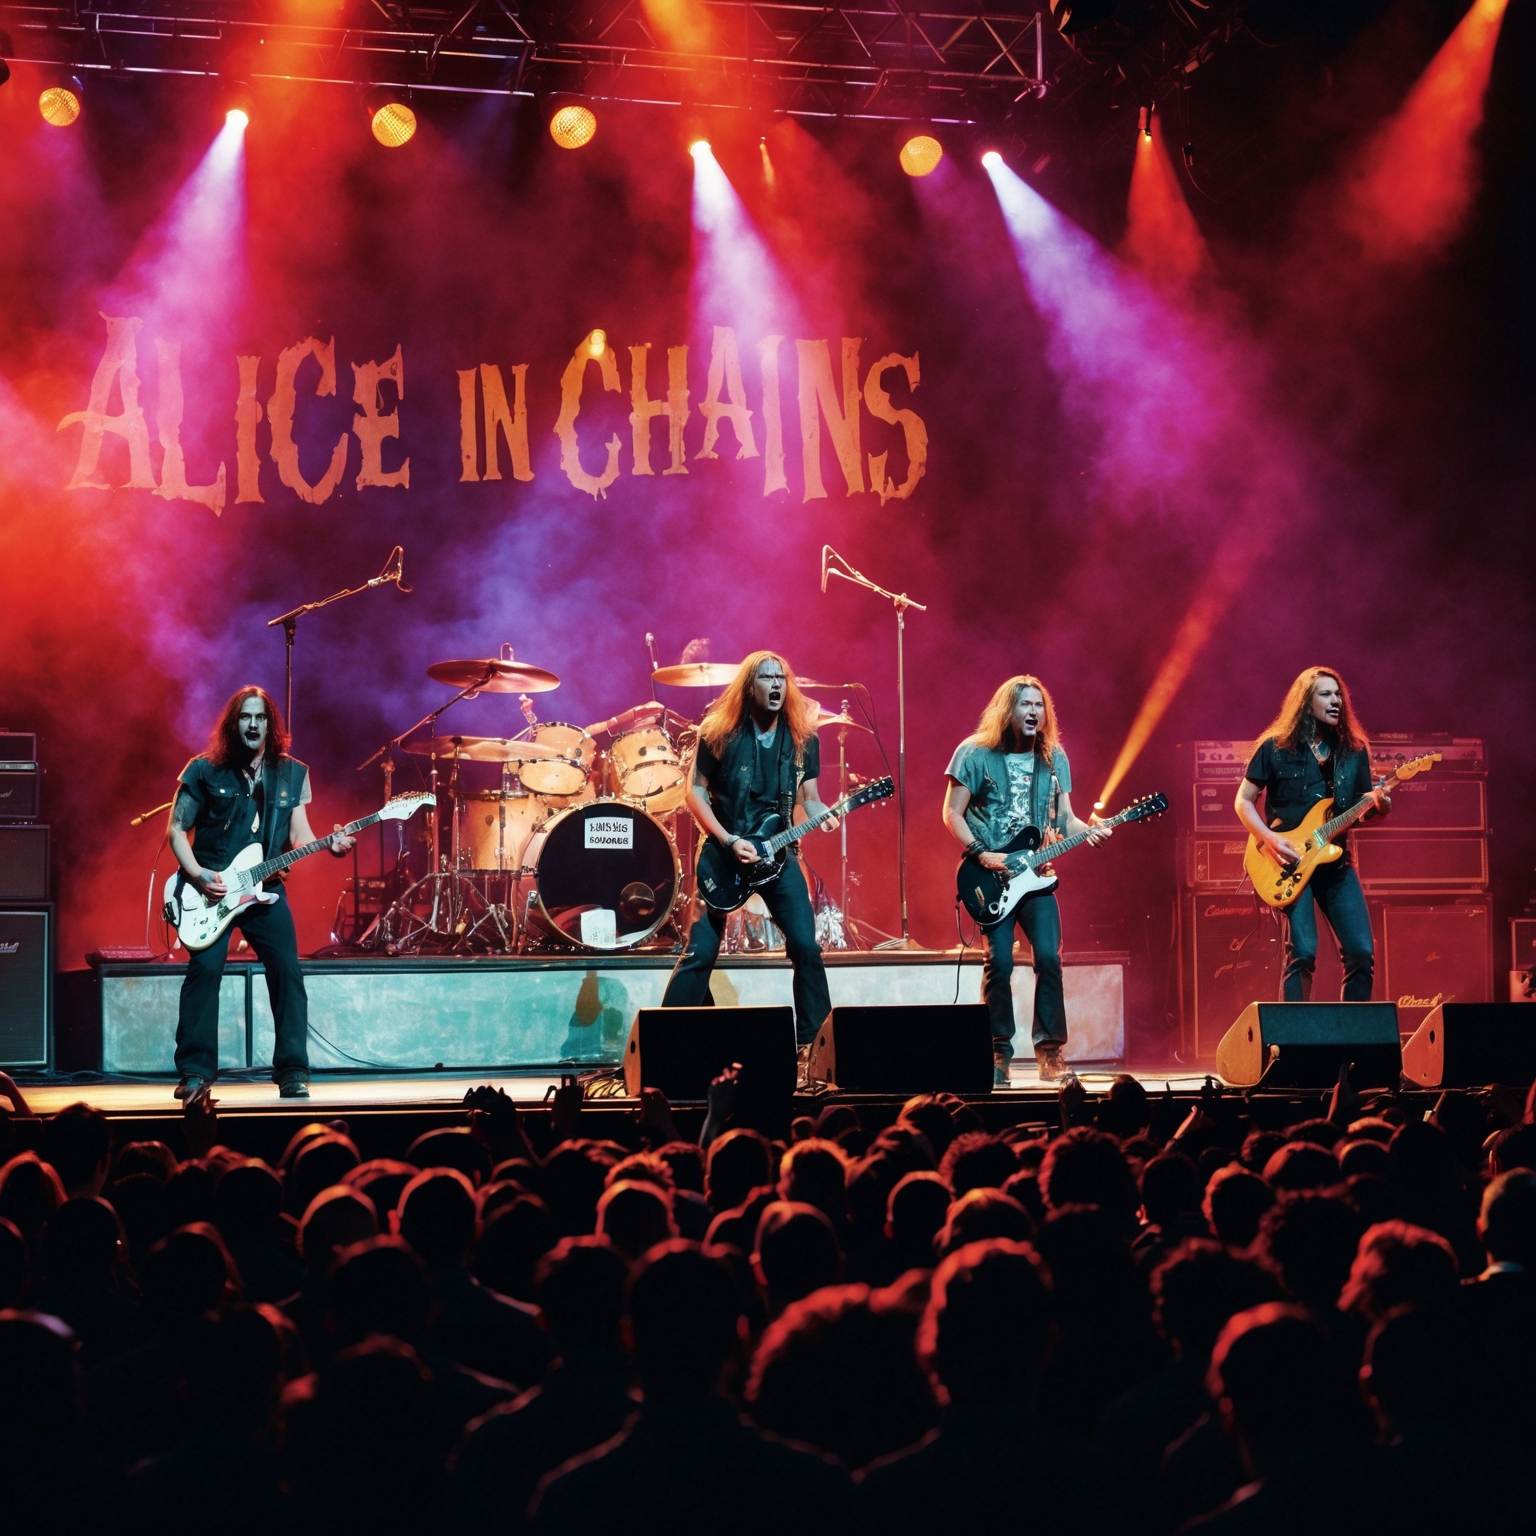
[651, 662, 746, 687]
[402, 735, 567, 762]
[796, 678, 860, 691]
[814, 706, 873, 734]
[427, 658, 561, 694]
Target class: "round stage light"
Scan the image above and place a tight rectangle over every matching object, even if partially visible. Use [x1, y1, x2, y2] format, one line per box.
[371, 99, 418, 148]
[689, 138, 710, 158]
[587, 329, 607, 359]
[226, 107, 249, 129]
[899, 134, 943, 177]
[39, 79, 83, 128]
[981, 150, 1003, 169]
[549, 103, 597, 150]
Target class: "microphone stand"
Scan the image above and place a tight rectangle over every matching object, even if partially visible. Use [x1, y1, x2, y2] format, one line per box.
[267, 546, 408, 739]
[823, 549, 927, 951]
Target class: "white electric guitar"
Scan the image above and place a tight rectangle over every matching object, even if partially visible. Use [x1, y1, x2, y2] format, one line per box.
[164, 792, 434, 951]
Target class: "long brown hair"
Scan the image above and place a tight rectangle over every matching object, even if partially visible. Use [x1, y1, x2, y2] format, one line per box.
[698, 651, 819, 759]
[208, 686, 290, 769]
[968, 675, 1061, 761]
[1257, 666, 1369, 755]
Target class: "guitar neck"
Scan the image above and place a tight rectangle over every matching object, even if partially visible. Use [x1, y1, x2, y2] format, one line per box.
[1015, 809, 1131, 871]
[248, 810, 380, 883]
[760, 795, 858, 855]
[1318, 774, 1391, 843]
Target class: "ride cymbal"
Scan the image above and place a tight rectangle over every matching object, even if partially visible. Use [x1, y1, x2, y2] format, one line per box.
[427, 658, 561, 693]
[401, 735, 567, 762]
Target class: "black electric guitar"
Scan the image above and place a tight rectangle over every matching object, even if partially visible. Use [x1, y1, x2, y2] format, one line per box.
[956, 792, 1169, 928]
[696, 777, 895, 913]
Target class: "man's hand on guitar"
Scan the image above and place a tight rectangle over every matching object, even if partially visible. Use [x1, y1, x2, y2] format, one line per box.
[328, 823, 357, 856]
[730, 837, 761, 865]
[1085, 812, 1114, 846]
[977, 850, 1009, 871]
[1265, 833, 1302, 865]
[193, 867, 227, 899]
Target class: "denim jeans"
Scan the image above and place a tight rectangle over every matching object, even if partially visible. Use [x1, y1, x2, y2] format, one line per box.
[663, 856, 831, 1046]
[982, 887, 1066, 1060]
[1280, 861, 1375, 1001]
[175, 890, 310, 1081]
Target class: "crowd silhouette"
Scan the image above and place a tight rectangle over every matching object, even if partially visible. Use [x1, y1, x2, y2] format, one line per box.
[1, 1064, 1534, 1535]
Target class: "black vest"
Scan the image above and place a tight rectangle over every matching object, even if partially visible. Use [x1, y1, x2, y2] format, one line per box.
[178, 754, 309, 870]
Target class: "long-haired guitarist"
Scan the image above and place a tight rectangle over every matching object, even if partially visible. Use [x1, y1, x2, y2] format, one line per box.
[661, 652, 839, 1049]
[943, 676, 1110, 1086]
[1235, 666, 1390, 1001]
[167, 687, 355, 1103]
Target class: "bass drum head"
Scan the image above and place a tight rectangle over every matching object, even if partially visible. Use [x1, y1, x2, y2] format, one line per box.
[517, 723, 595, 798]
[520, 799, 680, 950]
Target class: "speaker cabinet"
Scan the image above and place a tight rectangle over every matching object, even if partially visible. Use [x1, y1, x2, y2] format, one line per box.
[0, 825, 49, 901]
[1215, 1001, 1401, 1089]
[1382, 903, 1493, 1033]
[808, 1004, 994, 1095]
[0, 906, 52, 1069]
[1184, 895, 1282, 1058]
[1400, 1004, 1536, 1088]
[624, 1006, 796, 1104]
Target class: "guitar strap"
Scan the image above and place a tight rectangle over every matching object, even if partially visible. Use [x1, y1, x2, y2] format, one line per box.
[776, 724, 795, 861]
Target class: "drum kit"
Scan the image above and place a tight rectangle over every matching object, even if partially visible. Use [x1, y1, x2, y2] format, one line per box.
[358, 653, 876, 957]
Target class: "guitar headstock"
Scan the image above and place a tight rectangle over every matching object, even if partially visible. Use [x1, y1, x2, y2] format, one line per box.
[380, 792, 437, 820]
[1391, 753, 1441, 783]
[1119, 792, 1169, 823]
[845, 776, 895, 811]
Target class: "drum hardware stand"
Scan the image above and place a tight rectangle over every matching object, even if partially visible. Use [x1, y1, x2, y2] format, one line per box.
[269, 545, 408, 740]
[822, 548, 927, 950]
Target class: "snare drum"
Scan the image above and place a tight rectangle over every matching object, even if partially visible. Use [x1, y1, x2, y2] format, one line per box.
[611, 725, 686, 812]
[459, 791, 547, 872]
[518, 798, 680, 950]
[516, 723, 595, 798]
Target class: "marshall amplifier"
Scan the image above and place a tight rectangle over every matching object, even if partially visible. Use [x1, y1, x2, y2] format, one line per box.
[1353, 833, 1488, 893]
[0, 825, 49, 901]
[1190, 837, 1248, 890]
[0, 762, 40, 822]
[1382, 903, 1493, 1034]
[0, 905, 52, 1069]
[1370, 735, 1485, 777]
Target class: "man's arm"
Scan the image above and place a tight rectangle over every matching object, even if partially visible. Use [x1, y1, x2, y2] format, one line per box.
[1057, 791, 1111, 845]
[289, 802, 355, 856]
[1235, 778, 1301, 863]
[794, 776, 839, 832]
[944, 779, 1008, 872]
[684, 761, 760, 865]
[167, 785, 226, 899]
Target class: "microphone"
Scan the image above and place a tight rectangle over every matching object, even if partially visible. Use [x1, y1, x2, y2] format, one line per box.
[520, 693, 538, 728]
[645, 632, 659, 670]
[821, 545, 831, 593]
[369, 546, 410, 592]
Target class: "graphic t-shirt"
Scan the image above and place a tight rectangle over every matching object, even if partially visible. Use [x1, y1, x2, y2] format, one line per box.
[1002, 753, 1036, 840]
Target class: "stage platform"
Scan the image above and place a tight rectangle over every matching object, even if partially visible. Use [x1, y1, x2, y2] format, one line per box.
[77, 948, 1131, 1077]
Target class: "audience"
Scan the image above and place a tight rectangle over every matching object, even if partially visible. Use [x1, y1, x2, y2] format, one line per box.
[0, 1075, 1531, 1533]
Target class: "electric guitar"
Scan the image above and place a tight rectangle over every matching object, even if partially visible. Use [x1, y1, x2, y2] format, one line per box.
[164, 792, 435, 950]
[696, 777, 895, 913]
[956, 793, 1169, 928]
[1242, 752, 1439, 908]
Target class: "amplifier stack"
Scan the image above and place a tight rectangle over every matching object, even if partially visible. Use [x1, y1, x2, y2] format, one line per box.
[1177, 736, 1493, 1061]
[0, 727, 51, 1069]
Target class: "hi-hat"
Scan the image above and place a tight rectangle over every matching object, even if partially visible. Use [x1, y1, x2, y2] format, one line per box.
[402, 735, 567, 762]
[652, 662, 742, 687]
[428, 658, 560, 693]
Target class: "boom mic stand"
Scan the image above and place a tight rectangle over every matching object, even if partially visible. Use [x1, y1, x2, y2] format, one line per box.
[267, 546, 409, 739]
[821, 548, 927, 950]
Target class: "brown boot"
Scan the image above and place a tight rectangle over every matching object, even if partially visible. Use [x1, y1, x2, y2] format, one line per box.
[1035, 1043, 1078, 1084]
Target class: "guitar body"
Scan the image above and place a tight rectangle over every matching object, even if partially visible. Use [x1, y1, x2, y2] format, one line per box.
[164, 842, 279, 951]
[696, 815, 789, 914]
[956, 825, 1056, 929]
[1243, 797, 1346, 909]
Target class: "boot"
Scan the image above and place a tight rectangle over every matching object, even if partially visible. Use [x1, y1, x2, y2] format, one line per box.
[1035, 1043, 1078, 1084]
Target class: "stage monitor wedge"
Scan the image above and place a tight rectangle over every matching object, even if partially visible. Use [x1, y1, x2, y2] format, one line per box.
[1215, 1001, 1401, 1089]
[624, 1005, 796, 1104]
[808, 1004, 994, 1095]
[1400, 1003, 1536, 1088]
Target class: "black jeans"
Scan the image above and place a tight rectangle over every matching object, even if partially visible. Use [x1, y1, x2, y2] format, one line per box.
[663, 856, 831, 1047]
[982, 887, 1066, 1060]
[175, 890, 310, 1081]
[1280, 861, 1375, 1001]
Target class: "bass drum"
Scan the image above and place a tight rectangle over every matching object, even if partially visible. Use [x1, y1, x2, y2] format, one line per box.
[518, 798, 680, 950]
[516, 723, 596, 799]
[459, 791, 548, 872]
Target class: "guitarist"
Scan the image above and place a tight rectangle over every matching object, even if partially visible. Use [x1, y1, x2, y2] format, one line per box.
[1235, 666, 1389, 1001]
[943, 676, 1110, 1086]
[661, 652, 839, 1050]
[167, 687, 354, 1104]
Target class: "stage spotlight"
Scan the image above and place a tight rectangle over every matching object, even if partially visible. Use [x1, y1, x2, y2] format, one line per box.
[549, 101, 597, 149]
[39, 73, 83, 127]
[981, 150, 1003, 169]
[689, 138, 711, 158]
[899, 133, 943, 177]
[219, 79, 255, 129]
[364, 88, 416, 147]
[586, 328, 607, 359]
[1049, 0, 1120, 34]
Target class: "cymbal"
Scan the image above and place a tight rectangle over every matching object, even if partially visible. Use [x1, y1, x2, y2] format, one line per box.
[402, 735, 567, 762]
[428, 658, 561, 694]
[814, 706, 873, 734]
[797, 678, 858, 691]
[652, 663, 742, 688]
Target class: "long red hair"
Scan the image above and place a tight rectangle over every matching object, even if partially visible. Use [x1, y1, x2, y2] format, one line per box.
[208, 686, 290, 769]
[968, 675, 1061, 761]
[1256, 666, 1369, 755]
[698, 652, 819, 760]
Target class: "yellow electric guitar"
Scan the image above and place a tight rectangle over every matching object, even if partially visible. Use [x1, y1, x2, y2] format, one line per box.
[1242, 752, 1440, 908]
